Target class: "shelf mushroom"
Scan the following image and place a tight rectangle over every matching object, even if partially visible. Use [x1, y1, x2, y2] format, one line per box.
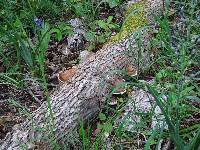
[58, 66, 77, 83]
[112, 78, 127, 95]
[127, 65, 137, 77]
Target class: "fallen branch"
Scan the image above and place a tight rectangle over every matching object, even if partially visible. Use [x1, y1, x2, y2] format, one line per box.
[0, 0, 163, 149]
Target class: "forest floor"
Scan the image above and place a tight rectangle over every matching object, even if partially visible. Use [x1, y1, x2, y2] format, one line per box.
[0, 0, 200, 149]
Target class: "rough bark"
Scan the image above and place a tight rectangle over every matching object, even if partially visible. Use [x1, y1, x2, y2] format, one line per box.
[0, 0, 163, 149]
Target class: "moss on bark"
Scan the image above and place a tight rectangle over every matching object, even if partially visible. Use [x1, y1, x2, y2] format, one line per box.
[109, 0, 148, 43]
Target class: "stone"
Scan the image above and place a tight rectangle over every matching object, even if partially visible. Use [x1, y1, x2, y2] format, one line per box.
[61, 18, 86, 55]
[151, 106, 168, 130]
[114, 87, 154, 132]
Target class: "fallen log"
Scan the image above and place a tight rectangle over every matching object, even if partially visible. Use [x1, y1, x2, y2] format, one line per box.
[0, 0, 163, 149]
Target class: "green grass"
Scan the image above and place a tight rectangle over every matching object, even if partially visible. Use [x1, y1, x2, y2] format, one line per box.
[0, 0, 199, 149]
[145, 1, 200, 148]
[0, 0, 121, 149]
[80, 0, 200, 149]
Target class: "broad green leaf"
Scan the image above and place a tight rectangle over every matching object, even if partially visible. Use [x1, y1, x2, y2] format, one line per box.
[19, 38, 33, 67]
[87, 43, 96, 51]
[107, 16, 113, 23]
[108, 24, 116, 29]
[97, 123, 103, 130]
[85, 32, 96, 41]
[39, 23, 51, 53]
[98, 35, 106, 43]
[106, 0, 120, 8]
[50, 28, 62, 41]
[104, 122, 113, 133]
[97, 20, 107, 30]
[14, 18, 22, 28]
[99, 113, 106, 121]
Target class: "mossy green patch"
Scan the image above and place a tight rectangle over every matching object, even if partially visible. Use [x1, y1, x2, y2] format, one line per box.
[109, 0, 148, 43]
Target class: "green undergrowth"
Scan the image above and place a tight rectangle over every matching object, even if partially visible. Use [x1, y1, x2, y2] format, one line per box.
[109, 0, 147, 43]
[0, 0, 200, 149]
[78, 0, 200, 150]
[0, 0, 122, 149]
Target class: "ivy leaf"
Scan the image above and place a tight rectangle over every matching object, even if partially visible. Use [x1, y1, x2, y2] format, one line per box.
[108, 24, 116, 29]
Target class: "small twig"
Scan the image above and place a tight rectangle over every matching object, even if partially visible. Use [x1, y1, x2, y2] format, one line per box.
[55, 35, 68, 49]
[27, 89, 42, 104]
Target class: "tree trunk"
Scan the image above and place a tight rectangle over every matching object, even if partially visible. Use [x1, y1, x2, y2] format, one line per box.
[0, 1, 163, 149]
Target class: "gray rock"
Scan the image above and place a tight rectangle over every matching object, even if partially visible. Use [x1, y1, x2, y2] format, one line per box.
[62, 18, 86, 55]
[114, 87, 154, 132]
[114, 79, 168, 132]
[151, 106, 168, 130]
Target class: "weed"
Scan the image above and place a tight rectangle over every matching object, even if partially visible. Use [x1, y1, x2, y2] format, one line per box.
[85, 16, 119, 51]
[0, 0, 199, 149]
[145, 0, 200, 149]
